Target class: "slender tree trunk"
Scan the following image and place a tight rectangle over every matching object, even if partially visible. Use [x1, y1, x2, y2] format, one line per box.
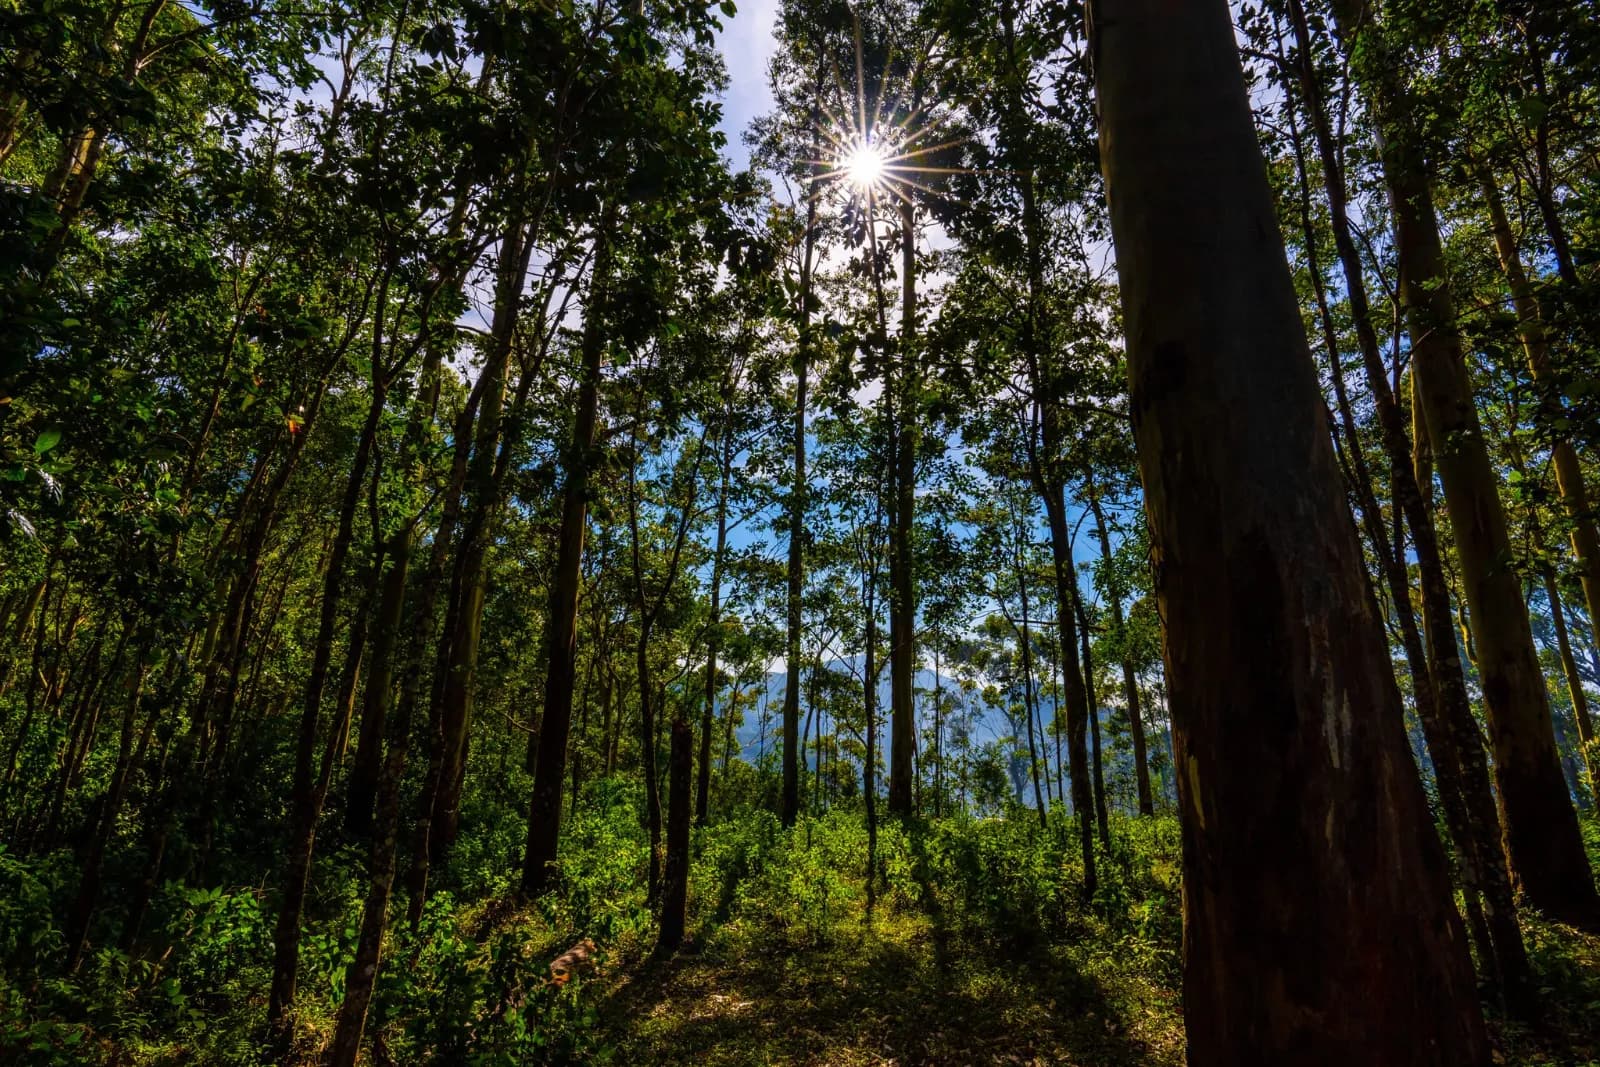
[1076, 590, 1110, 846]
[64, 663, 148, 972]
[1091, 1, 1489, 1059]
[1015, 533, 1047, 829]
[1043, 489, 1096, 896]
[864, 568, 880, 912]
[1545, 572, 1599, 804]
[1327, 0, 1600, 930]
[329, 530, 420, 1067]
[522, 231, 610, 895]
[782, 100, 823, 829]
[1284, 0, 1532, 982]
[1088, 493, 1151, 814]
[698, 423, 733, 826]
[888, 200, 918, 819]
[1276, 81, 1525, 994]
[346, 533, 411, 836]
[1477, 162, 1600, 642]
[265, 325, 391, 1043]
[656, 720, 692, 953]
[933, 648, 943, 818]
[404, 377, 485, 930]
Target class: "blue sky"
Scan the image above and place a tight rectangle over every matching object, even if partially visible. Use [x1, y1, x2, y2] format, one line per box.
[713, 0, 779, 169]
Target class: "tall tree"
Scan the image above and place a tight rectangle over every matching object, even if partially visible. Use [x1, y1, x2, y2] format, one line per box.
[1090, 0, 1490, 1059]
[1326, 0, 1600, 929]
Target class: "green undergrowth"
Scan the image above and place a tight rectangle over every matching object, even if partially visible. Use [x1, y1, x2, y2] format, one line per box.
[3, 793, 1599, 1064]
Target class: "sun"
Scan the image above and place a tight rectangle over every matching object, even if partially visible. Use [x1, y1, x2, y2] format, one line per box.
[844, 140, 886, 190]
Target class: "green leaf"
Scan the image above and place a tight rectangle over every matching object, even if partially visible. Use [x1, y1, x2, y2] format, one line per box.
[33, 429, 62, 454]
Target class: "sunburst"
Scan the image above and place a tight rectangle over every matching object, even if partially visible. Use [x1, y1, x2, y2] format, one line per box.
[798, 10, 971, 213]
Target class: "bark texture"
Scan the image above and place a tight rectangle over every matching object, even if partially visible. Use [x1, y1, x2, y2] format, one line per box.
[1092, 0, 1490, 1059]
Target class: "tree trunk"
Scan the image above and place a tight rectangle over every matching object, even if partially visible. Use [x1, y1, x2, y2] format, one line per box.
[346, 532, 411, 836]
[782, 131, 821, 830]
[1276, 78, 1527, 994]
[864, 567, 880, 912]
[1088, 493, 1151, 815]
[656, 720, 692, 953]
[699, 422, 733, 826]
[522, 233, 610, 896]
[888, 200, 918, 819]
[1284, 0, 1532, 984]
[1015, 532, 1047, 829]
[1477, 162, 1600, 647]
[1090, 0, 1490, 1059]
[1545, 572, 1599, 805]
[265, 339, 390, 1044]
[1076, 590, 1111, 846]
[1044, 489, 1096, 896]
[1327, 0, 1600, 930]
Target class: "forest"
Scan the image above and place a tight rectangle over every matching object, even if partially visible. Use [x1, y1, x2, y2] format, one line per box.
[1, 0, 1599, 1062]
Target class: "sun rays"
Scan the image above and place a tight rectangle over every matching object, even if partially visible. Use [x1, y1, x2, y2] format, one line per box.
[797, 10, 972, 212]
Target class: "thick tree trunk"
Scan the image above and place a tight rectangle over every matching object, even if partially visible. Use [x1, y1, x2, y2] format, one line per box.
[1328, 0, 1600, 930]
[1278, 85, 1526, 995]
[1091, 1, 1490, 1060]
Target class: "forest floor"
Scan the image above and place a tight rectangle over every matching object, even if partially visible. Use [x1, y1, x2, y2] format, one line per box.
[591, 904, 1184, 1066]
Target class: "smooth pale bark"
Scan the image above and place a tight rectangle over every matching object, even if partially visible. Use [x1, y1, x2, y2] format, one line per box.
[522, 236, 609, 896]
[887, 200, 918, 819]
[1091, 0, 1489, 1060]
[1327, 0, 1600, 929]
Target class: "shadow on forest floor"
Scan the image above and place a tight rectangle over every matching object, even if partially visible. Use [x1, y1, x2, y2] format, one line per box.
[590, 909, 1184, 1066]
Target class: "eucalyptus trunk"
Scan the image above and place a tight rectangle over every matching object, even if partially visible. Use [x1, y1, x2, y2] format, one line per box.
[1091, 0, 1489, 1058]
